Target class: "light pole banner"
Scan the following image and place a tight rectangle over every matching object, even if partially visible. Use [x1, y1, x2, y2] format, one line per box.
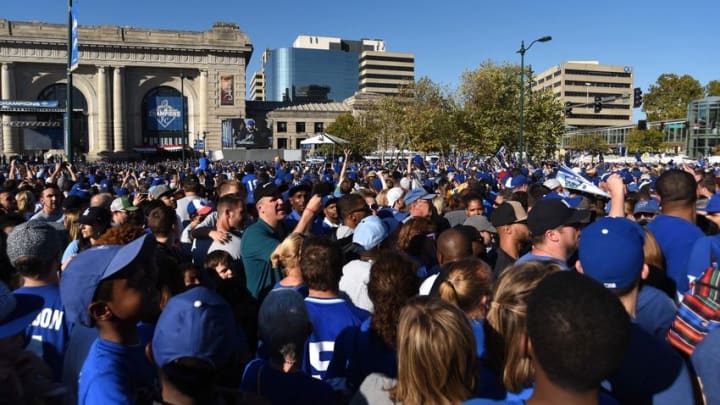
[70, 4, 79, 71]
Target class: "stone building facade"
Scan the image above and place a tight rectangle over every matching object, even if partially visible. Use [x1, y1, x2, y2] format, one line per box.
[0, 19, 252, 157]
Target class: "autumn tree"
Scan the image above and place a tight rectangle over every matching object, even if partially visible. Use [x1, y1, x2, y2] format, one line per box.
[643, 74, 704, 121]
[325, 113, 375, 154]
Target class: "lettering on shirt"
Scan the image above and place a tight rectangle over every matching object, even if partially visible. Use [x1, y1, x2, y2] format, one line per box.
[30, 308, 64, 331]
[308, 341, 335, 379]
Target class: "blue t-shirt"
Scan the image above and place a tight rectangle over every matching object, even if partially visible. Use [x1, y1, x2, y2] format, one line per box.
[241, 173, 258, 204]
[326, 316, 397, 393]
[78, 338, 156, 405]
[513, 252, 569, 270]
[304, 296, 370, 380]
[15, 284, 68, 381]
[635, 285, 678, 340]
[471, 319, 486, 359]
[240, 358, 335, 404]
[272, 282, 309, 298]
[647, 214, 704, 293]
[691, 328, 720, 405]
[605, 323, 694, 404]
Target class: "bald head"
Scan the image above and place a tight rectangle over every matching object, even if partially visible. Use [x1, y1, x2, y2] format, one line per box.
[436, 229, 473, 266]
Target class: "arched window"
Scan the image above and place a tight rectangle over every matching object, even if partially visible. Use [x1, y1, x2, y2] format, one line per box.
[142, 86, 186, 146]
[37, 84, 88, 153]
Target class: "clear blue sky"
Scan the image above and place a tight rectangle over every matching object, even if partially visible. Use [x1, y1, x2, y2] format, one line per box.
[3, 0, 718, 114]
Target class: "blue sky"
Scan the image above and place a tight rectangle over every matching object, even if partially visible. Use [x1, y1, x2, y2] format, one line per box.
[3, 0, 718, 111]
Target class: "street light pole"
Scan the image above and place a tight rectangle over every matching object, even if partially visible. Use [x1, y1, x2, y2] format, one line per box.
[517, 35, 552, 163]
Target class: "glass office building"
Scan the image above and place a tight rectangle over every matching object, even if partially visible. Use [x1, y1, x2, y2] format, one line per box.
[687, 97, 720, 157]
[265, 48, 359, 102]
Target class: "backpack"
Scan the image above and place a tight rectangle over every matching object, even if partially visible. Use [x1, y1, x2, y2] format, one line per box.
[667, 264, 720, 356]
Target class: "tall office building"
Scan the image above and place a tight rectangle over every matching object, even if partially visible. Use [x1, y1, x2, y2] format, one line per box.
[533, 61, 634, 129]
[249, 69, 265, 101]
[262, 35, 414, 102]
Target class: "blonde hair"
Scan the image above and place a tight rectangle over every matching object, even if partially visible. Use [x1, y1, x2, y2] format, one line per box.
[391, 296, 476, 405]
[485, 260, 562, 392]
[376, 188, 389, 207]
[15, 190, 35, 216]
[642, 229, 663, 271]
[63, 209, 82, 243]
[270, 232, 304, 272]
[438, 258, 493, 319]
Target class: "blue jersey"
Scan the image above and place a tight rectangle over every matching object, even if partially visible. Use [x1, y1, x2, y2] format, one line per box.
[304, 297, 369, 380]
[15, 284, 68, 381]
[78, 338, 156, 405]
[242, 174, 258, 204]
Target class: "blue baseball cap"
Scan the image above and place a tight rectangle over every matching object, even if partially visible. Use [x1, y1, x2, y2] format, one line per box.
[579, 217, 645, 290]
[152, 286, 237, 369]
[633, 199, 660, 215]
[353, 215, 388, 251]
[404, 187, 436, 206]
[505, 175, 529, 189]
[60, 235, 157, 327]
[707, 193, 720, 214]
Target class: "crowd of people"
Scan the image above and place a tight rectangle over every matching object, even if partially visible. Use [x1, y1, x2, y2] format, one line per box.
[1, 150, 719, 404]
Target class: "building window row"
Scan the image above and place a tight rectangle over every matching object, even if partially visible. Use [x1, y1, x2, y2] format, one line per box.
[564, 69, 631, 78]
[360, 73, 415, 81]
[360, 82, 407, 89]
[564, 91, 627, 98]
[359, 64, 415, 72]
[565, 81, 630, 88]
[568, 113, 631, 120]
[360, 55, 415, 63]
[277, 121, 324, 133]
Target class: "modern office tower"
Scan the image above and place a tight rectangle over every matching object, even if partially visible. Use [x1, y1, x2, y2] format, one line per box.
[263, 35, 414, 102]
[533, 61, 634, 129]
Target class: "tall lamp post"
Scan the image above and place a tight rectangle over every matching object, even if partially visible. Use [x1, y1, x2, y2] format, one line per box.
[517, 35, 551, 163]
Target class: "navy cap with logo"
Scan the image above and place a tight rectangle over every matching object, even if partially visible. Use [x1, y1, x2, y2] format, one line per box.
[78, 207, 112, 228]
[254, 182, 282, 203]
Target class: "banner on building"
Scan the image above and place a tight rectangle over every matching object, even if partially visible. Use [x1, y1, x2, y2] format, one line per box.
[0, 100, 60, 108]
[70, 4, 79, 71]
[220, 75, 234, 106]
[145, 97, 183, 131]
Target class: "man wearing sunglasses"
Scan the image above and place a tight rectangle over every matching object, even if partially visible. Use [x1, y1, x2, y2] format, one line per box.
[514, 199, 591, 270]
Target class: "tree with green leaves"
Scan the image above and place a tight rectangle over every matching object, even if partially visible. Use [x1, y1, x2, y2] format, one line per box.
[566, 133, 609, 155]
[458, 60, 564, 159]
[706, 80, 720, 97]
[643, 74, 704, 121]
[625, 127, 665, 153]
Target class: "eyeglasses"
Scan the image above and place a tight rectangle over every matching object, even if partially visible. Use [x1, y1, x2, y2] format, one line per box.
[634, 212, 656, 220]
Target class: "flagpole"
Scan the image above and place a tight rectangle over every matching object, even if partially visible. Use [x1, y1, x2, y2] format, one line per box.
[64, 0, 74, 162]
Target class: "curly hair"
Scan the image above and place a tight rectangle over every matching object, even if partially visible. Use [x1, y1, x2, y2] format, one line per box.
[397, 217, 436, 256]
[93, 224, 146, 246]
[367, 252, 419, 348]
[485, 260, 562, 392]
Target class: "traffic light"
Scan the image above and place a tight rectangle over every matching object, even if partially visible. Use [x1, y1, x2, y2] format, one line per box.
[565, 102, 573, 116]
[594, 96, 602, 113]
[633, 87, 643, 108]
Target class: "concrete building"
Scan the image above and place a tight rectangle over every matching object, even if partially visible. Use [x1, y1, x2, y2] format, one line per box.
[359, 50, 415, 96]
[533, 61, 634, 129]
[249, 69, 265, 101]
[263, 35, 414, 102]
[266, 101, 351, 149]
[0, 19, 252, 157]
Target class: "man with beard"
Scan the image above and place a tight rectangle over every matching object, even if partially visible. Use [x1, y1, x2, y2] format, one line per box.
[31, 184, 64, 224]
[241, 183, 321, 301]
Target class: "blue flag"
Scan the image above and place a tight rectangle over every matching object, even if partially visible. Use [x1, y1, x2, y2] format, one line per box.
[70, 5, 79, 71]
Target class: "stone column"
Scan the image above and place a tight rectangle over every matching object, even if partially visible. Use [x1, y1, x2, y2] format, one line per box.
[96, 66, 110, 152]
[199, 70, 208, 144]
[112, 66, 125, 152]
[1, 63, 17, 154]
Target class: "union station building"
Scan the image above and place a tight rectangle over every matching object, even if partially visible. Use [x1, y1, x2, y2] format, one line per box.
[0, 19, 252, 158]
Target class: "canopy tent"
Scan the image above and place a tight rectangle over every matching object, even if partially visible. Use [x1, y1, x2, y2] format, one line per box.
[300, 133, 349, 145]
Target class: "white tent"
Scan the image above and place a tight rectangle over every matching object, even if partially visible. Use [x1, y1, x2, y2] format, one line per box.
[300, 133, 349, 145]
